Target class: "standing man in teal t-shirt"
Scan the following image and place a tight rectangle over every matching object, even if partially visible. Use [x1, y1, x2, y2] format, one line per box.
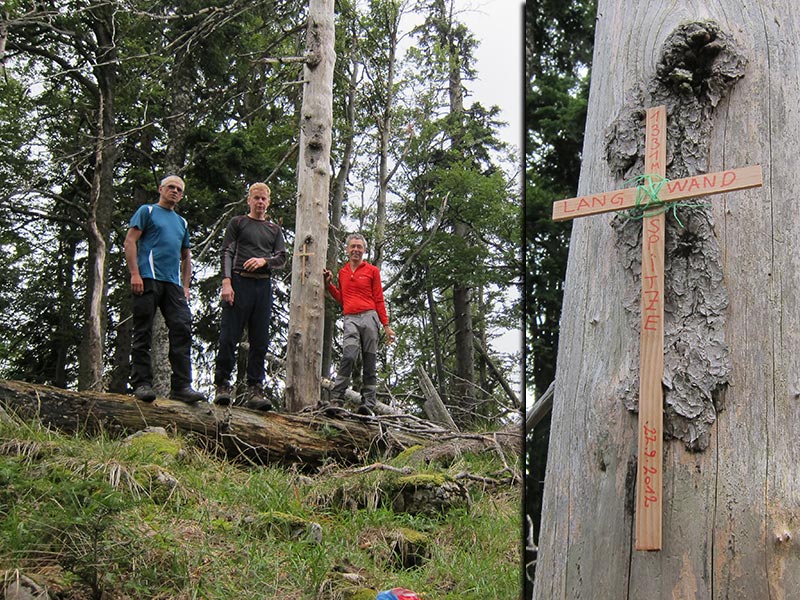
[123, 175, 205, 403]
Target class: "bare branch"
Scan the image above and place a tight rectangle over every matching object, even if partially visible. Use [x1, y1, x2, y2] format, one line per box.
[343, 463, 413, 476]
[525, 380, 554, 434]
[257, 54, 315, 65]
[473, 337, 520, 408]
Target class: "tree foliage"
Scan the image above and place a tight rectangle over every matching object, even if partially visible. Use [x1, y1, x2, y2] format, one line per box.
[526, 0, 595, 395]
[0, 0, 519, 428]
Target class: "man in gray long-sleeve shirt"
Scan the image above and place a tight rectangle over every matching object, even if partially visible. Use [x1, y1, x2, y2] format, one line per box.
[213, 182, 286, 410]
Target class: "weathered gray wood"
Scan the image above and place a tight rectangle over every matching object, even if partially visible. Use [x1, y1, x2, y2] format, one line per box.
[0, 380, 520, 471]
[525, 381, 553, 434]
[284, 0, 335, 412]
[417, 366, 459, 431]
[535, 2, 799, 598]
[0, 380, 420, 468]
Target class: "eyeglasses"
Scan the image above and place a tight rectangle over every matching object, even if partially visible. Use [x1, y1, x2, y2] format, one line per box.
[164, 184, 184, 194]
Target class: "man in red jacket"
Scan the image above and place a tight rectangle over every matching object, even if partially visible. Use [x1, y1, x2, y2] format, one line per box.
[324, 233, 396, 413]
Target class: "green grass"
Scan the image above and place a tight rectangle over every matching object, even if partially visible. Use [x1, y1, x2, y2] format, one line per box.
[0, 415, 521, 599]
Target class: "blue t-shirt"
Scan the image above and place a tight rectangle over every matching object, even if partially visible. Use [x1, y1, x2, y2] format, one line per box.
[129, 204, 191, 286]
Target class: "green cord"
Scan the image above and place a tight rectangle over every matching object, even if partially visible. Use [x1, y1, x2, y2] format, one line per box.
[622, 174, 708, 227]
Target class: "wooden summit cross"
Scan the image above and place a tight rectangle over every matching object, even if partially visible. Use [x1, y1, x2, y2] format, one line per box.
[552, 106, 762, 551]
[296, 236, 315, 284]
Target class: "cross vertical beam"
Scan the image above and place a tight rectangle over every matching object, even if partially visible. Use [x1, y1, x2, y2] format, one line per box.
[296, 237, 315, 285]
[635, 106, 666, 550]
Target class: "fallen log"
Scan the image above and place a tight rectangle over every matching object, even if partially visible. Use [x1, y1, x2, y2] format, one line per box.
[0, 380, 521, 469]
[416, 365, 459, 431]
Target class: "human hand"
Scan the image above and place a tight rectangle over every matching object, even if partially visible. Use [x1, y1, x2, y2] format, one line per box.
[323, 268, 332, 284]
[130, 273, 144, 295]
[221, 279, 234, 305]
[384, 326, 396, 344]
[243, 257, 266, 271]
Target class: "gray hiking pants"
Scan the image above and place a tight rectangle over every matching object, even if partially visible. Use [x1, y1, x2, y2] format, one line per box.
[331, 310, 380, 406]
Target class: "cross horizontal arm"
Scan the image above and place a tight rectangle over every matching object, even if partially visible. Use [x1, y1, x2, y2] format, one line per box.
[552, 165, 762, 221]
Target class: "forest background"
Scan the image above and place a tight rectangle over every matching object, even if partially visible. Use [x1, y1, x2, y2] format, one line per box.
[524, 0, 595, 592]
[0, 0, 522, 431]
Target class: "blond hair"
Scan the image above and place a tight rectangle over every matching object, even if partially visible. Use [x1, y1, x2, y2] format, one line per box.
[248, 182, 270, 197]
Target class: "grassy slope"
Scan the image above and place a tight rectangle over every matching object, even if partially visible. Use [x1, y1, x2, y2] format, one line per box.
[0, 415, 521, 599]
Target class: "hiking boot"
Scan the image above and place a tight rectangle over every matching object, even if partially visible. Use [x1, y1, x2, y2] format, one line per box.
[317, 397, 343, 410]
[244, 384, 272, 411]
[169, 386, 206, 404]
[355, 403, 374, 416]
[214, 384, 233, 406]
[133, 384, 156, 403]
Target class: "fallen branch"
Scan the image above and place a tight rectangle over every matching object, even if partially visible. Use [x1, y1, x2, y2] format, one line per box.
[526, 381, 554, 434]
[344, 463, 413, 476]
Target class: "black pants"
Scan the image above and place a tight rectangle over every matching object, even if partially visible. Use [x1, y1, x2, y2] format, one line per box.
[214, 274, 273, 386]
[130, 279, 193, 390]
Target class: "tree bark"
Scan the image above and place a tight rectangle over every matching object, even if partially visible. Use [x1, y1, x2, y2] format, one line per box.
[0, 380, 519, 469]
[152, 42, 195, 396]
[54, 230, 78, 389]
[285, 0, 335, 412]
[438, 0, 476, 425]
[535, 2, 800, 598]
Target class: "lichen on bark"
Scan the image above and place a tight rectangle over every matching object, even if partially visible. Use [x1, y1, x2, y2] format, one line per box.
[605, 21, 747, 451]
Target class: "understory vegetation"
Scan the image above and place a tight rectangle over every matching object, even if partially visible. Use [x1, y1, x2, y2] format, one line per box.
[0, 414, 520, 599]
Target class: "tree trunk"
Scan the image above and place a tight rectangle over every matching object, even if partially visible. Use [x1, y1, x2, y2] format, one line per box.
[152, 46, 194, 396]
[439, 0, 475, 425]
[110, 173, 150, 395]
[417, 365, 458, 431]
[425, 276, 449, 404]
[150, 314, 171, 397]
[453, 221, 476, 423]
[0, 380, 520, 469]
[108, 306, 132, 394]
[77, 5, 117, 391]
[285, 0, 335, 412]
[475, 283, 488, 405]
[535, 2, 799, 598]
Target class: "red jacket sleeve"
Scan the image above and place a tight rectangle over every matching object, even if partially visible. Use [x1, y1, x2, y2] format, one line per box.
[371, 266, 389, 326]
[327, 280, 343, 305]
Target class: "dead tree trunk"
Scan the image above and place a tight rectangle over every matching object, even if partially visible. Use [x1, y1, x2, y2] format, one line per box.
[0, 380, 520, 469]
[417, 365, 458, 431]
[323, 33, 357, 379]
[285, 0, 336, 412]
[0, 380, 416, 468]
[535, 3, 800, 599]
